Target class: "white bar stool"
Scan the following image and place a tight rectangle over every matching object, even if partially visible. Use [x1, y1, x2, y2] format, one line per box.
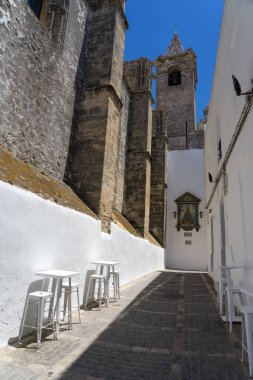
[217, 277, 227, 315]
[85, 274, 108, 310]
[226, 286, 241, 333]
[241, 306, 253, 377]
[109, 271, 120, 301]
[62, 282, 81, 326]
[18, 291, 56, 348]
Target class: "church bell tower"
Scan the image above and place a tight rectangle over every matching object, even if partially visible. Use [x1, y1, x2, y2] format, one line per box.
[155, 32, 198, 150]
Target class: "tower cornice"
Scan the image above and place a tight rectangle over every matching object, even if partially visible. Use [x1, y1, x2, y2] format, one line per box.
[88, 0, 128, 29]
[155, 48, 196, 66]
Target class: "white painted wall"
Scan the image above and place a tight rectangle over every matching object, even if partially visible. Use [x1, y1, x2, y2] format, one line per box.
[205, 0, 253, 304]
[166, 150, 207, 271]
[0, 181, 164, 347]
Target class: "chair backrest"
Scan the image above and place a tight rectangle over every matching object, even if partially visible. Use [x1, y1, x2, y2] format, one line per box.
[83, 269, 96, 306]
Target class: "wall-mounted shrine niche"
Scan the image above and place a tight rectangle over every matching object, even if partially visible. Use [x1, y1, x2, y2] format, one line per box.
[175, 192, 201, 232]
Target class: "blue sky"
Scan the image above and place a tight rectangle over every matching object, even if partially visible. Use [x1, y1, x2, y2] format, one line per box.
[124, 0, 224, 121]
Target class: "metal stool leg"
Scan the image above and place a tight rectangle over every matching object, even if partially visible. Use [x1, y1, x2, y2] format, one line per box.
[219, 281, 223, 315]
[37, 299, 43, 348]
[104, 278, 109, 307]
[113, 275, 116, 302]
[242, 312, 245, 363]
[227, 289, 234, 333]
[98, 279, 102, 310]
[67, 287, 72, 329]
[63, 289, 68, 320]
[217, 281, 219, 310]
[117, 273, 120, 299]
[77, 287, 81, 323]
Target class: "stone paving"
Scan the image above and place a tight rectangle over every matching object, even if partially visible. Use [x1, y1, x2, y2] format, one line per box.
[0, 271, 249, 379]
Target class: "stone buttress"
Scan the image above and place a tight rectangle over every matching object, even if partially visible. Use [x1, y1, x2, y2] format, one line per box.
[150, 110, 168, 247]
[67, 0, 128, 232]
[123, 58, 153, 238]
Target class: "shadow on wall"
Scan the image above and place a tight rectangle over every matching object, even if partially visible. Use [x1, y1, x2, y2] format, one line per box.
[82, 269, 96, 307]
[63, 3, 90, 200]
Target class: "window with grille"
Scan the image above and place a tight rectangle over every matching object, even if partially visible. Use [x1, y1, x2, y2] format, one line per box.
[26, 0, 69, 55]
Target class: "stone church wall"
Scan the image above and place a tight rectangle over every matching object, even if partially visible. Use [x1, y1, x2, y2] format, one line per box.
[65, 0, 127, 231]
[150, 110, 168, 246]
[82, 1, 125, 97]
[123, 59, 153, 237]
[0, 0, 89, 179]
[114, 79, 131, 212]
[0, 0, 168, 245]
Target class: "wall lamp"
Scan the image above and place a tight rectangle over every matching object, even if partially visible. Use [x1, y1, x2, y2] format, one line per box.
[232, 75, 253, 96]
[173, 212, 177, 218]
[199, 211, 203, 218]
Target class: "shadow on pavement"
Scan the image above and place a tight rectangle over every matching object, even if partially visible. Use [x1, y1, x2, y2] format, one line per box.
[59, 271, 247, 380]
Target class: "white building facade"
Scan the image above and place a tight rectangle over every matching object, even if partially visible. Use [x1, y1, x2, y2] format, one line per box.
[205, 0, 253, 293]
[166, 150, 207, 271]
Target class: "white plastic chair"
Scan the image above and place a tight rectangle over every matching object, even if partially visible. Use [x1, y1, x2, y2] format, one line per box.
[241, 306, 253, 377]
[224, 246, 243, 333]
[217, 276, 227, 315]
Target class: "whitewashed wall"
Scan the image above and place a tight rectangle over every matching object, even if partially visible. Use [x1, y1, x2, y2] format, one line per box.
[166, 150, 207, 271]
[205, 0, 253, 303]
[0, 181, 164, 347]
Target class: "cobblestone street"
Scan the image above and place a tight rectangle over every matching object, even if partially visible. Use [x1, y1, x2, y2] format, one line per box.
[0, 271, 248, 379]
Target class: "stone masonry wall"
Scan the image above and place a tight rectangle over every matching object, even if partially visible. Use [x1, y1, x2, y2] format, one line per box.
[114, 80, 130, 212]
[84, 0, 127, 97]
[150, 110, 168, 246]
[0, 0, 89, 179]
[156, 50, 199, 151]
[66, 0, 127, 231]
[123, 59, 153, 237]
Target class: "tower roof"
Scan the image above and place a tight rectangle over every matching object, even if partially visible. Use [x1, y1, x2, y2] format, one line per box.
[166, 33, 184, 57]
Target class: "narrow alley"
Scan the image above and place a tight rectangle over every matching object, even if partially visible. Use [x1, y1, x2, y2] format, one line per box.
[0, 271, 247, 379]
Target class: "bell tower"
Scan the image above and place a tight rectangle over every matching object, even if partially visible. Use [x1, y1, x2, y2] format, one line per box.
[155, 33, 198, 150]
